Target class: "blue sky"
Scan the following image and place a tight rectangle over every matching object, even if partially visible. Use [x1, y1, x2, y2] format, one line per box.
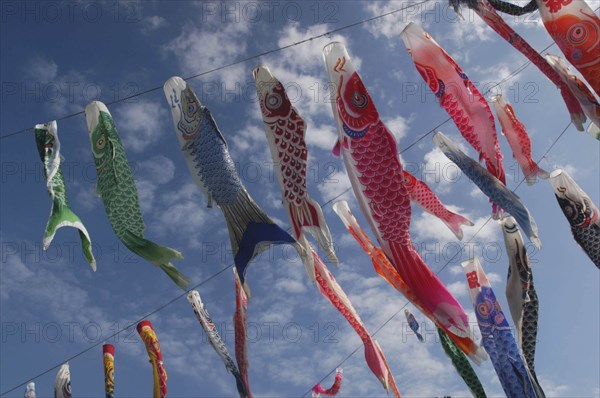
[1, 0, 599, 396]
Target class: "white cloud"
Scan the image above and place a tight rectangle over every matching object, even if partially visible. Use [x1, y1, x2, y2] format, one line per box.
[447, 9, 495, 48]
[362, 1, 438, 42]
[114, 100, 169, 153]
[141, 15, 167, 33]
[317, 169, 353, 204]
[163, 19, 251, 88]
[137, 155, 176, 185]
[446, 280, 468, 298]
[386, 115, 411, 143]
[27, 56, 58, 83]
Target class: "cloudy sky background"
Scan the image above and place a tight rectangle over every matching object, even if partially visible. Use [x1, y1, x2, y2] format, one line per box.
[1, 0, 599, 396]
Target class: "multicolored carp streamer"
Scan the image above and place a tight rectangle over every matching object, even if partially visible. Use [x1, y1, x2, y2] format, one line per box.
[252, 65, 339, 280]
[324, 42, 482, 348]
[333, 200, 487, 364]
[490, 95, 549, 185]
[537, 0, 600, 96]
[103, 344, 115, 398]
[312, 368, 343, 397]
[400, 22, 506, 187]
[84, 101, 190, 289]
[54, 363, 71, 398]
[137, 320, 167, 398]
[462, 258, 537, 397]
[437, 327, 487, 398]
[187, 290, 249, 397]
[404, 309, 424, 342]
[233, 269, 252, 396]
[433, 132, 542, 248]
[501, 217, 545, 398]
[546, 54, 600, 139]
[24, 382, 35, 398]
[312, 247, 401, 396]
[34, 121, 96, 270]
[449, 0, 586, 129]
[402, 171, 474, 240]
[549, 169, 600, 268]
[163, 77, 298, 292]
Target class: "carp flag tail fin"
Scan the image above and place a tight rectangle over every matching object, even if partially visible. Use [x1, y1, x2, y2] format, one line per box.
[122, 230, 190, 289]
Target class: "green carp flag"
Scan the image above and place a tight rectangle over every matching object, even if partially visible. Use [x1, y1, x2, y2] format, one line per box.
[437, 327, 487, 398]
[84, 101, 190, 289]
[34, 121, 96, 269]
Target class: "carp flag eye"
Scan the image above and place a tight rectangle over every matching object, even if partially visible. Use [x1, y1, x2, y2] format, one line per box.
[96, 135, 106, 150]
[266, 93, 282, 109]
[187, 103, 197, 114]
[477, 302, 490, 318]
[351, 92, 368, 109]
[568, 24, 588, 45]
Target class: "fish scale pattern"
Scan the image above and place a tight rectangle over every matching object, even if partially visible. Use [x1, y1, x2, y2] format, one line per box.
[187, 107, 243, 205]
[350, 120, 412, 244]
[93, 112, 145, 238]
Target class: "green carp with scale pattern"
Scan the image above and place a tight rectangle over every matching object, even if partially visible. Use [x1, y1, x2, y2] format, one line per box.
[85, 101, 190, 289]
[34, 121, 96, 270]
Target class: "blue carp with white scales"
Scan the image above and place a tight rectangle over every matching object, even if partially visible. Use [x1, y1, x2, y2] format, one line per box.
[163, 77, 300, 292]
[433, 131, 541, 248]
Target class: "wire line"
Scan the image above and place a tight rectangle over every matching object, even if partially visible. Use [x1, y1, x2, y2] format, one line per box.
[0, 0, 432, 141]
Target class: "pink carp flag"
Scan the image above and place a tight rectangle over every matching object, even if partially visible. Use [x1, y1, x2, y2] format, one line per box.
[312, 248, 401, 396]
[546, 54, 600, 139]
[233, 269, 252, 397]
[450, 0, 587, 130]
[312, 368, 343, 397]
[400, 22, 506, 188]
[402, 170, 474, 240]
[491, 94, 549, 185]
[333, 200, 487, 364]
[323, 42, 480, 356]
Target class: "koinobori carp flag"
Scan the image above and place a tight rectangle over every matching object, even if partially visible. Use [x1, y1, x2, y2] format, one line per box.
[34, 121, 96, 270]
[404, 309, 424, 342]
[546, 54, 600, 140]
[187, 290, 249, 397]
[537, 0, 600, 96]
[433, 132, 541, 248]
[401, 171, 474, 240]
[253, 65, 339, 280]
[103, 344, 115, 398]
[163, 77, 299, 294]
[437, 327, 487, 398]
[501, 216, 545, 398]
[252, 64, 400, 394]
[490, 94, 549, 185]
[400, 22, 506, 189]
[323, 41, 477, 346]
[233, 269, 252, 396]
[24, 382, 35, 398]
[312, 368, 343, 397]
[462, 258, 537, 397]
[54, 363, 71, 398]
[333, 200, 486, 364]
[137, 320, 167, 398]
[84, 101, 190, 289]
[312, 247, 401, 396]
[549, 169, 600, 268]
[449, 0, 586, 130]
